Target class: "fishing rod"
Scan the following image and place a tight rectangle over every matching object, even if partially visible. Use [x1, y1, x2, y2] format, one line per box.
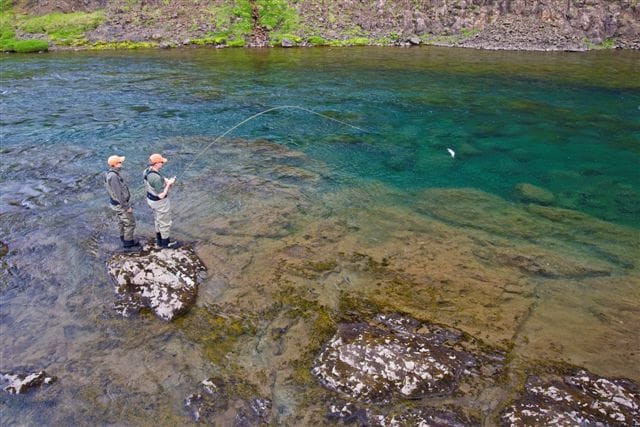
[178, 105, 373, 180]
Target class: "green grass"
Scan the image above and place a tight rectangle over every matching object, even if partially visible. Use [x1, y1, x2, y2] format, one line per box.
[269, 32, 302, 46]
[328, 37, 370, 47]
[0, 7, 48, 52]
[9, 38, 49, 52]
[306, 35, 327, 46]
[89, 40, 157, 50]
[583, 37, 616, 50]
[0, 6, 103, 51]
[257, 0, 298, 33]
[19, 10, 104, 44]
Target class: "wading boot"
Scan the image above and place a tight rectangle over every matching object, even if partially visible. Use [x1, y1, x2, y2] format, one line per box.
[159, 238, 181, 249]
[123, 239, 141, 252]
[156, 232, 162, 247]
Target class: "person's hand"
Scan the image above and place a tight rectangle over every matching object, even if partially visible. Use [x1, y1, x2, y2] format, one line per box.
[168, 176, 176, 185]
[127, 207, 133, 213]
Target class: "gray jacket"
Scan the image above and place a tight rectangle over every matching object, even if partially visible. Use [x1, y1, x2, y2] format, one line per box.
[105, 168, 131, 210]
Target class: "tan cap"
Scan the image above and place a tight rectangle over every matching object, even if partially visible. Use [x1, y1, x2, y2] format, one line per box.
[107, 155, 125, 167]
[149, 153, 168, 164]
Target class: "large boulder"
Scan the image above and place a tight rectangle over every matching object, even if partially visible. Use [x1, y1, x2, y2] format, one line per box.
[107, 245, 206, 321]
[312, 314, 477, 402]
[501, 369, 640, 425]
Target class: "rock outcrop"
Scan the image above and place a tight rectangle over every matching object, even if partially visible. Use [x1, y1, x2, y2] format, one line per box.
[107, 245, 206, 321]
[1, 371, 55, 394]
[502, 369, 640, 425]
[312, 314, 483, 402]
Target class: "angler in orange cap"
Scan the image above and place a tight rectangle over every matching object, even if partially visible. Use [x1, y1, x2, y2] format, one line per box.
[143, 153, 179, 248]
[105, 155, 141, 251]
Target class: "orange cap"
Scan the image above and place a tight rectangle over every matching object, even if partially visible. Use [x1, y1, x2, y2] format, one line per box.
[107, 155, 125, 167]
[149, 153, 168, 164]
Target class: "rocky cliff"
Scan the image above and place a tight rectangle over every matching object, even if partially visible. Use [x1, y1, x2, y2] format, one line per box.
[8, 0, 640, 50]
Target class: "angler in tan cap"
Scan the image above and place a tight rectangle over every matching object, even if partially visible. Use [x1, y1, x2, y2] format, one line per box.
[105, 155, 140, 251]
[143, 153, 179, 248]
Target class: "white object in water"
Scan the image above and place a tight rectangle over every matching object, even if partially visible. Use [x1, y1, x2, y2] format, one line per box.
[447, 148, 455, 158]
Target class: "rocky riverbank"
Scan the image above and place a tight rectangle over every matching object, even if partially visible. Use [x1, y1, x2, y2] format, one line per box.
[4, 0, 640, 51]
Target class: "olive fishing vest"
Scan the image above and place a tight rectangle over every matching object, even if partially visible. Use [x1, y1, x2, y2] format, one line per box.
[143, 168, 163, 201]
[105, 170, 130, 206]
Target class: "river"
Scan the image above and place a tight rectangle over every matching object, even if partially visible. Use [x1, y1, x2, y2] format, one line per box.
[1, 46, 639, 425]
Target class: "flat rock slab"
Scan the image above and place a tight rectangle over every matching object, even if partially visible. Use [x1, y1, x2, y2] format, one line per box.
[312, 314, 477, 402]
[1, 371, 55, 394]
[501, 369, 640, 425]
[107, 245, 206, 321]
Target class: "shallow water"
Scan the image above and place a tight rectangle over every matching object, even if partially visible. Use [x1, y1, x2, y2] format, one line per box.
[0, 47, 639, 425]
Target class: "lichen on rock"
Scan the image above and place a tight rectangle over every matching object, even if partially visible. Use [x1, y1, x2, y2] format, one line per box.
[1, 371, 55, 394]
[501, 369, 640, 426]
[107, 244, 206, 321]
[312, 314, 478, 403]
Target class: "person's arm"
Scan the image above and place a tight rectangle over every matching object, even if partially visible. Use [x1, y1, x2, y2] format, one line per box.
[158, 176, 176, 199]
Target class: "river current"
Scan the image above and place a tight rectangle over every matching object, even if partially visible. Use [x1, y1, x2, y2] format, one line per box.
[1, 47, 639, 425]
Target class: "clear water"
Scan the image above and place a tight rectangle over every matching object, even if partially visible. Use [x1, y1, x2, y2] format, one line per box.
[0, 47, 639, 425]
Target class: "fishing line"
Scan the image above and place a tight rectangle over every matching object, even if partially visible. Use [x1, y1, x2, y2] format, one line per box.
[178, 105, 373, 180]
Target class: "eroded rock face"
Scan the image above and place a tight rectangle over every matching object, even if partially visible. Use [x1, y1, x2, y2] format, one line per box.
[312, 314, 476, 402]
[1, 371, 54, 394]
[107, 245, 206, 321]
[501, 370, 640, 426]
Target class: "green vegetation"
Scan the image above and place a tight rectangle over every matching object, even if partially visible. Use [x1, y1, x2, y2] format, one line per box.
[1, 6, 49, 52]
[306, 35, 327, 46]
[584, 37, 616, 49]
[191, 32, 229, 46]
[20, 10, 104, 44]
[176, 306, 256, 366]
[328, 37, 370, 47]
[269, 32, 302, 46]
[213, 0, 253, 46]
[89, 40, 157, 50]
[211, 0, 302, 47]
[0, 3, 103, 52]
[257, 0, 298, 31]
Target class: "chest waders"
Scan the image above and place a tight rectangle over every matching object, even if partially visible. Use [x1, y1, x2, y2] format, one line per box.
[105, 170, 140, 250]
[144, 168, 180, 248]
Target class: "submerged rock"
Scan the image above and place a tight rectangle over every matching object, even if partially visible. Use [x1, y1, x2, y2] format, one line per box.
[107, 245, 206, 321]
[501, 369, 640, 426]
[1, 371, 55, 394]
[513, 183, 555, 205]
[185, 377, 272, 424]
[327, 399, 472, 426]
[312, 314, 477, 402]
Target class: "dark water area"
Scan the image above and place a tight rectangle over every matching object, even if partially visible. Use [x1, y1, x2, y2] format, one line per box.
[1, 47, 639, 425]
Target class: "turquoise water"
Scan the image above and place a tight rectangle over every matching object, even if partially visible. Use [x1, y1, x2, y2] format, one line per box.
[2, 47, 639, 225]
[1, 47, 639, 425]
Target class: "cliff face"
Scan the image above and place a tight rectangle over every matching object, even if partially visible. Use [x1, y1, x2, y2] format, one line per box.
[10, 0, 640, 50]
